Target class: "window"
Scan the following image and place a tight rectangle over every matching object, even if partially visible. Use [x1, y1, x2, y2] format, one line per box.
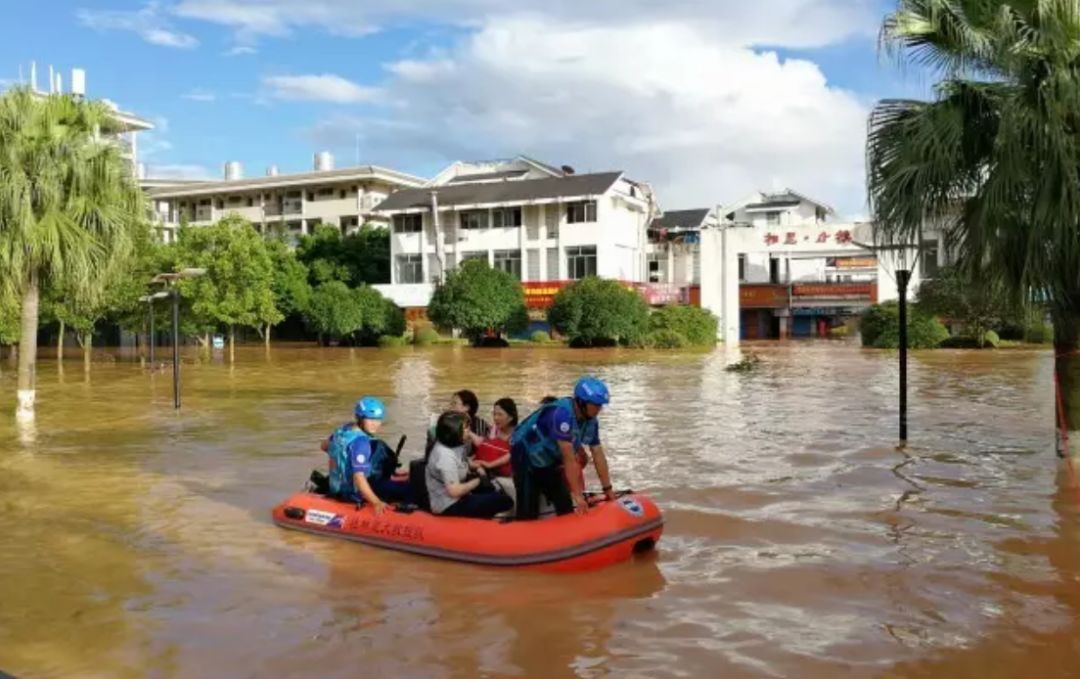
[494, 249, 522, 280]
[460, 210, 488, 230]
[392, 214, 423, 233]
[766, 211, 781, 226]
[247, 197, 254, 207]
[566, 201, 597, 224]
[566, 246, 597, 280]
[396, 254, 423, 284]
[340, 190, 347, 199]
[921, 239, 941, 278]
[460, 251, 488, 264]
[527, 248, 541, 281]
[546, 247, 559, 280]
[492, 207, 522, 228]
[340, 216, 359, 232]
[647, 254, 667, 283]
[545, 206, 559, 238]
[317, 188, 334, 197]
[769, 257, 781, 284]
[738, 254, 746, 282]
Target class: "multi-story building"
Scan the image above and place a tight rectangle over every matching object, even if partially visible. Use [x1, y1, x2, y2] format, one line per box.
[147, 154, 427, 243]
[372, 156, 657, 310]
[9, 63, 154, 177]
[644, 208, 717, 305]
[697, 189, 919, 340]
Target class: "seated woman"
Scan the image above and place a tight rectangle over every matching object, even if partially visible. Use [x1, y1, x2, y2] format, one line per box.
[426, 411, 513, 519]
[472, 398, 518, 509]
[426, 389, 492, 455]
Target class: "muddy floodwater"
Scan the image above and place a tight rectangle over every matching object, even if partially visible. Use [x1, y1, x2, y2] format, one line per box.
[1, 342, 1078, 678]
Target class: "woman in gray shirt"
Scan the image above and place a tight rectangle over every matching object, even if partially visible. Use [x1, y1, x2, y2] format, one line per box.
[425, 411, 513, 519]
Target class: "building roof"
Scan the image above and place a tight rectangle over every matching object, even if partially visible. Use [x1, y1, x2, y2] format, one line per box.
[743, 189, 835, 214]
[375, 171, 623, 213]
[650, 208, 710, 231]
[447, 169, 529, 183]
[148, 165, 428, 199]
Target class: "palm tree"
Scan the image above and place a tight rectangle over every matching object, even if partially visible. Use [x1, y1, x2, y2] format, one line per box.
[868, 1, 1080, 454]
[0, 87, 145, 419]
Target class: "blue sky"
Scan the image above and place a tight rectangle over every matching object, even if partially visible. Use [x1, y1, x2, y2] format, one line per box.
[1, 1, 935, 218]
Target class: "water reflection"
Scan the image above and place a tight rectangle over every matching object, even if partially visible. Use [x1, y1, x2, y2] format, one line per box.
[0, 342, 1075, 677]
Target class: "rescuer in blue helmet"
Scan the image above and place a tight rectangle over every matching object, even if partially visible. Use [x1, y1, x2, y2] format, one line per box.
[320, 396, 409, 513]
[509, 375, 616, 519]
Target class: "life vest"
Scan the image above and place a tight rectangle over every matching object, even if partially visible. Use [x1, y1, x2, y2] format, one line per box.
[511, 397, 592, 470]
[474, 437, 513, 477]
[327, 426, 394, 499]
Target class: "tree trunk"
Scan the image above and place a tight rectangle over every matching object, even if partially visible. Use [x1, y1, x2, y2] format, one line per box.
[82, 333, 92, 373]
[264, 323, 271, 348]
[229, 325, 235, 363]
[57, 320, 65, 362]
[1053, 312, 1080, 457]
[16, 272, 39, 420]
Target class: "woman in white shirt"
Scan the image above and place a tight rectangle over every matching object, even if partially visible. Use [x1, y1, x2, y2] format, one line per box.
[425, 411, 513, 519]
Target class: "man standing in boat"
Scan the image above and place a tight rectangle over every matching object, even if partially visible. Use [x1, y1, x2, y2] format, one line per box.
[510, 376, 617, 519]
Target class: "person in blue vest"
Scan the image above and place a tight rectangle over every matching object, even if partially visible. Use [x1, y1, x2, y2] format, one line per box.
[510, 376, 617, 519]
[321, 396, 410, 514]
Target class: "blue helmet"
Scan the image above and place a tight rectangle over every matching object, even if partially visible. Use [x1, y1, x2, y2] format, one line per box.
[354, 396, 386, 420]
[573, 376, 610, 406]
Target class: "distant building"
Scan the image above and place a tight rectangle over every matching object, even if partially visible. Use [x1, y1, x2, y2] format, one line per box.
[146, 154, 427, 243]
[372, 156, 658, 311]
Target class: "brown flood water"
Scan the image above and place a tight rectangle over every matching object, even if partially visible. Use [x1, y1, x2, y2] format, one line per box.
[1, 341, 1079, 678]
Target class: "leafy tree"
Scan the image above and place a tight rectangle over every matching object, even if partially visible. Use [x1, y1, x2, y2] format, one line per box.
[548, 277, 649, 347]
[916, 266, 1019, 347]
[648, 305, 719, 347]
[866, 1, 1080, 446]
[295, 224, 391, 287]
[305, 281, 364, 342]
[427, 259, 528, 343]
[860, 301, 949, 349]
[172, 216, 280, 361]
[0, 87, 145, 417]
[266, 237, 312, 345]
[353, 286, 405, 344]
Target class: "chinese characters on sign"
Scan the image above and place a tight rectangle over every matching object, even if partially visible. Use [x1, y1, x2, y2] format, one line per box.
[765, 230, 854, 246]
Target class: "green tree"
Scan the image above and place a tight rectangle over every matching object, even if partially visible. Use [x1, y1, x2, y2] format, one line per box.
[305, 281, 364, 343]
[866, 1, 1080, 449]
[860, 301, 949, 349]
[648, 305, 719, 347]
[0, 292, 19, 377]
[295, 224, 391, 287]
[0, 87, 145, 418]
[916, 266, 1018, 347]
[266, 237, 312, 345]
[548, 277, 649, 347]
[427, 259, 528, 343]
[172, 216, 280, 361]
[353, 285, 406, 345]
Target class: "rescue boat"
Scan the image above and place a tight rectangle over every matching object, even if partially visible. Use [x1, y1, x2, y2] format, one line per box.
[272, 491, 664, 572]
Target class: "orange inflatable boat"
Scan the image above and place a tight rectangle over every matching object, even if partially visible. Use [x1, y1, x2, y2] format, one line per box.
[272, 491, 663, 572]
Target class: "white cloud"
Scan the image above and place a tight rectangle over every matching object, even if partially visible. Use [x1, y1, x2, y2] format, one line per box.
[224, 45, 258, 56]
[182, 89, 216, 102]
[172, 0, 877, 48]
[263, 74, 380, 103]
[146, 163, 216, 180]
[309, 17, 870, 216]
[77, 3, 199, 49]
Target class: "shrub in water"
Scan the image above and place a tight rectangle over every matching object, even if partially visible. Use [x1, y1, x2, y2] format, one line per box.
[548, 277, 649, 347]
[414, 326, 441, 346]
[378, 335, 408, 348]
[645, 329, 689, 349]
[648, 305, 718, 347]
[530, 330, 552, 344]
[860, 301, 948, 349]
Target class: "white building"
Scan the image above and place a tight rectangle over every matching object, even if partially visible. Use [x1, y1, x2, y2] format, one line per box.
[699, 189, 920, 340]
[9, 62, 154, 177]
[372, 156, 657, 310]
[147, 154, 427, 243]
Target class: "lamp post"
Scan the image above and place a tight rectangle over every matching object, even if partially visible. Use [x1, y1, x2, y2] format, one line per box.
[854, 237, 919, 447]
[151, 268, 206, 408]
[138, 291, 170, 364]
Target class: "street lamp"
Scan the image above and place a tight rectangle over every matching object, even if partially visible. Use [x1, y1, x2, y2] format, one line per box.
[853, 237, 919, 447]
[138, 291, 170, 364]
[151, 268, 207, 408]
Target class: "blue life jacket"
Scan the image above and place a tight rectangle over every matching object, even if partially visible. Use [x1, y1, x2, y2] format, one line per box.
[327, 424, 370, 499]
[511, 397, 593, 470]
